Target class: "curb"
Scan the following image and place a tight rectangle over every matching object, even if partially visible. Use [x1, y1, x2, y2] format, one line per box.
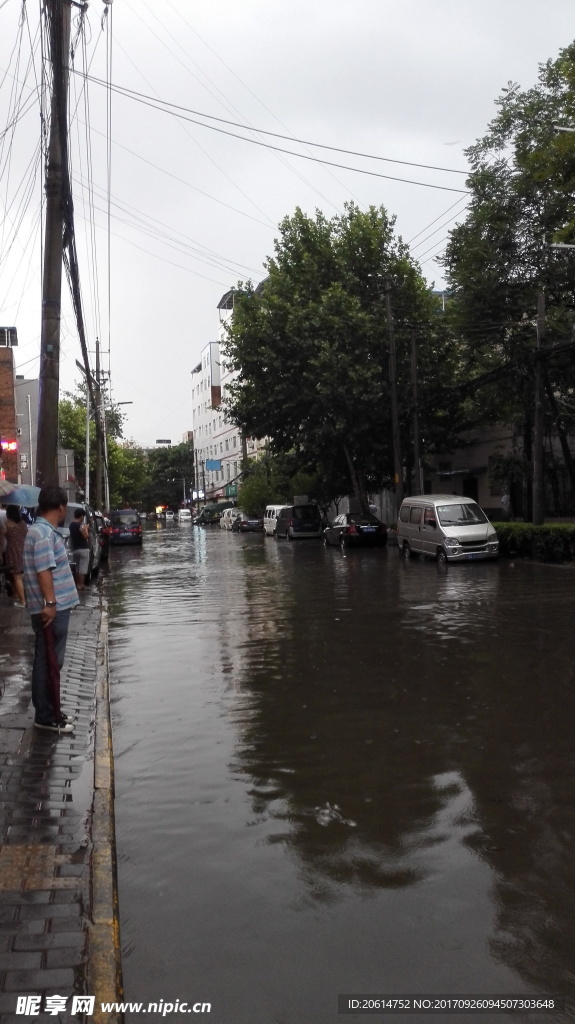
[88, 604, 124, 1024]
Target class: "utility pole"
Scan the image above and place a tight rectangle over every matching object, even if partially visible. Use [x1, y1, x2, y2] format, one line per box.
[411, 329, 422, 495]
[36, 0, 72, 486]
[384, 279, 404, 508]
[532, 289, 545, 525]
[95, 336, 103, 509]
[85, 387, 90, 503]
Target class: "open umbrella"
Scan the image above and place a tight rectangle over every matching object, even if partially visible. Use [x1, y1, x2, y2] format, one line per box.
[2, 484, 40, 506]
[0, 479, 18, 497]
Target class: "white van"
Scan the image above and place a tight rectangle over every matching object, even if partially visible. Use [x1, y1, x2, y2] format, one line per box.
[220, 507, 242, 531]
[263, 504, 288, 536]
[397, 494, 499, 564]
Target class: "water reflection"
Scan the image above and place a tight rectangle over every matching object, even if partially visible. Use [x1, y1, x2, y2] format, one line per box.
[107, 529, 575, 1022]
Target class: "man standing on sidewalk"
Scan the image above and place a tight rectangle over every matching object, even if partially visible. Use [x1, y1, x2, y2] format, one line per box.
[23, 485, 78, 735]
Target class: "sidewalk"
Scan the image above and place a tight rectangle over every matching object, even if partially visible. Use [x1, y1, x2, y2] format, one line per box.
[0, 590, 122, 1023]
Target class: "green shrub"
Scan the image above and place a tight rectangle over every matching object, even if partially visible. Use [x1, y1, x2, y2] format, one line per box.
[492, 522, 575, 562]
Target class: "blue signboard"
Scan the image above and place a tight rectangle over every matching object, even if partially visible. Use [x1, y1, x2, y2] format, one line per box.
[205, 459, 222, 471]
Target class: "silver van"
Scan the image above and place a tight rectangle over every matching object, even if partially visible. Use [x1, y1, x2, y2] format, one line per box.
[397, 494, 499, 564]
[263, 504, 288, 536]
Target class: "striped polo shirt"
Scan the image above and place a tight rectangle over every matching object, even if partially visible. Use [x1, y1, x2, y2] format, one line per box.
[23, 517, 79, 614]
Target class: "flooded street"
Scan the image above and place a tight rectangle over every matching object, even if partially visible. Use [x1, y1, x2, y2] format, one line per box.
[106, 524, 575, 1024]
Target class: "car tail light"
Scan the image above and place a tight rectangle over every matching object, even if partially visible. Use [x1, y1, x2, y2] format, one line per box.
[347, 524, 358, 535]
[288, 519, 294, 527]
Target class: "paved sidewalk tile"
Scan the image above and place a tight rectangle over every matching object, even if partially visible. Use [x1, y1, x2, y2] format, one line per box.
[0, 590, 102, 1018]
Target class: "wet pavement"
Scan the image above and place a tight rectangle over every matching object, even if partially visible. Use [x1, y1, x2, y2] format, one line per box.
[107, 524, 575, 1024]
[0, 590, 112, 1022]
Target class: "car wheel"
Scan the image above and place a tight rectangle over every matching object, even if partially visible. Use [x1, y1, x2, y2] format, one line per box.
[437, 547, 448, 565]
[403, 542, 411, 560]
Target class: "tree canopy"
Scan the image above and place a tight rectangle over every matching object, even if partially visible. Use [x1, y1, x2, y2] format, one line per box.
[223, 203, 461, 508]
[443, 42, 575, 509]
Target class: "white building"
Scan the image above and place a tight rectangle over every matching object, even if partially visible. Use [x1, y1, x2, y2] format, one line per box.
[191, 290, 267, 502]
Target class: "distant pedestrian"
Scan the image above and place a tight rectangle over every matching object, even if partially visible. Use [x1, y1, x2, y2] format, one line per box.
[5, 505, 27, 607]
[23, 485, 78, 735]
[68, 507, 90, 590]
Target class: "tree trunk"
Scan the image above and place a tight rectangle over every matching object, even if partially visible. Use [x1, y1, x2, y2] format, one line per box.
[544, 371, 575, 500]
[342, 443, 369, 513]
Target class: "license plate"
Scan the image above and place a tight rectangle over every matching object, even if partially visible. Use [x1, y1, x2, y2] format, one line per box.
[467, 552, 483, 559]
[361, 526, 376, 532]
[121, 532, 132, 538]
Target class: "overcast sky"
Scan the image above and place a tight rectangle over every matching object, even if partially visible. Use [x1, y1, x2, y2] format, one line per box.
[0, 0, 573, 447]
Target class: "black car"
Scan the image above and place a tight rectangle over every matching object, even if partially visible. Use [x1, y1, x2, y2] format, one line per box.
[231, 512, 264, 533]
[275, 504, 322, 540]
[324, 512, 388, 550]
[93, 511, 111, 561]
[109, 509, 143, 545]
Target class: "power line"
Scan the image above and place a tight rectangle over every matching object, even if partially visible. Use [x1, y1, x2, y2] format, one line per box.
[79, 71, 469, 177]
[74, 71, 469, 194]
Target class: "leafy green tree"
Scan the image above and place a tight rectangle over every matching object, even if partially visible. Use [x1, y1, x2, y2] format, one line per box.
[59, 387, 149, 509]
[141, 441, 195, 510]
[224, 203, 459, 510]
[443, 42, 575, 511]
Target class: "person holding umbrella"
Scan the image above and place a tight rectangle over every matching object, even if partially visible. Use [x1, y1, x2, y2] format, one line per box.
[22, 485, 78, 734]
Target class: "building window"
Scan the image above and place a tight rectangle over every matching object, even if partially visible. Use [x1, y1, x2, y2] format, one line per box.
[233, 435, 237, 448]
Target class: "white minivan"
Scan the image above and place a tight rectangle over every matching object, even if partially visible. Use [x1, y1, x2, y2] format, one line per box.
[397, 494, 499, 564]
[263, 504, 287, 536]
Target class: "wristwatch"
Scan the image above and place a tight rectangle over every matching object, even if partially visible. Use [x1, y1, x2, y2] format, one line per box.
[45, 600, 57, 608]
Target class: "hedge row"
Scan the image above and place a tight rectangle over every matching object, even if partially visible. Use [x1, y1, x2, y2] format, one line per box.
[492, 522, 575, 562]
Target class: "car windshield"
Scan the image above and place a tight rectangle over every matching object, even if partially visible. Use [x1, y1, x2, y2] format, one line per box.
[436, 502, 488, 526]
[111, 512, 139, 526]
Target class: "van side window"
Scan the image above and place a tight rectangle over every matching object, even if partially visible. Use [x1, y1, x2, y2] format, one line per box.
[424, 508, 436, 526]
[399, 505, 410, 523]
[410, 507, 422, 524]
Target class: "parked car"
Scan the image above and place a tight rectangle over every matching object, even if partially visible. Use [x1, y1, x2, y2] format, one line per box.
[58, 502, 102, 580]
[165, 511, 175, 521]
[231, 511, 264, 533]
[324, 512, 388, 550]
[397, 494, 499, 564]
[263, 504, 288, 536]
[275, 504, 322, 540]
[220, 507, 241, 531]
[177, 508, 192, 522]
[109, 509, 143, 545]
[93, 510, 111, 561]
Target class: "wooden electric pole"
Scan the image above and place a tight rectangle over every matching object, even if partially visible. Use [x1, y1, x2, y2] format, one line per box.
[532, 289, 545, 525]
[36, 0, 71, 487]
[95, 335, 103, 509]
[384, 279, 404, 508]
[411, 329, 422, 495]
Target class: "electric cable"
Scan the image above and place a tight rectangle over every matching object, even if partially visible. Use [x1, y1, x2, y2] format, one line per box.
[132, 0, 345, 215]
[76, 71, 469, 194]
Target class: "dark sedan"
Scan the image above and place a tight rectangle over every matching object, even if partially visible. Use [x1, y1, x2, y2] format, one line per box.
[324, 512, 387, 550]
[231, 512, 264, 533]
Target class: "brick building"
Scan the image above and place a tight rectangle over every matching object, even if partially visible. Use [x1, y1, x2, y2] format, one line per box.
[0, 327, 18, 482]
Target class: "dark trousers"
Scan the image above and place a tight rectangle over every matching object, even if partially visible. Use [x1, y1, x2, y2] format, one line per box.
[31, 610, 71, 723]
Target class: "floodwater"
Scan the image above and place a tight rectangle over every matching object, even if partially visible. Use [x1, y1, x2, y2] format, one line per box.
[106, 524, 575, 1024]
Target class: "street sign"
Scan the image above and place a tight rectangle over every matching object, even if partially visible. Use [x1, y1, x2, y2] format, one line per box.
[20, 454, 28, 468]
